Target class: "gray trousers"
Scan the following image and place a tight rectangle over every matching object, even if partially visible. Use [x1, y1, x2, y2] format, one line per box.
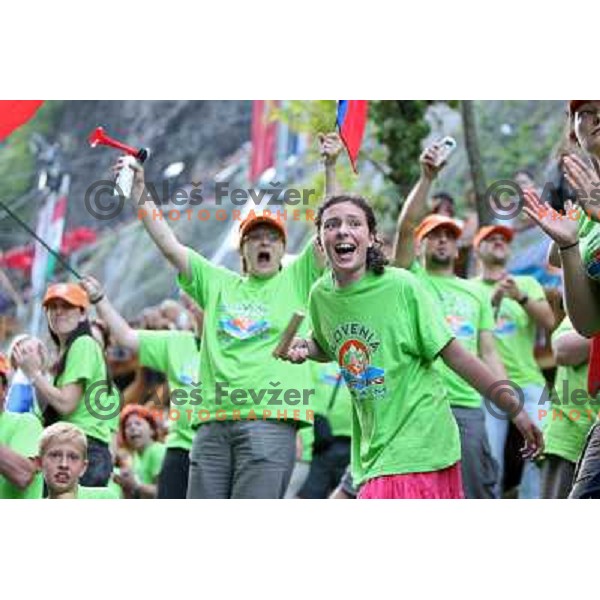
[541, 454, 575, 499]
[452, 406, 499, 499]
[187, 420, 296, 499]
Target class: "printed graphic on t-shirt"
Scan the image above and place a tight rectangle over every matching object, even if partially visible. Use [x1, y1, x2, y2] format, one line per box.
[177, 361, 200, 386]
[445, 314, 475, 339]
[337, 337, 385, 401]
[494, 315, 517, 337]
[441, 295, 477, 340]
[586, 248, 600, 280]
[217, 302, 270, 342]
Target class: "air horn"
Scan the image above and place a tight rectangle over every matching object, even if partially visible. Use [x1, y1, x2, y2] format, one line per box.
[88, 126, 150, 199]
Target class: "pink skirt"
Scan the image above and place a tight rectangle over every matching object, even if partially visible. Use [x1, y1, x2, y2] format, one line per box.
[358, 462, 464, 499]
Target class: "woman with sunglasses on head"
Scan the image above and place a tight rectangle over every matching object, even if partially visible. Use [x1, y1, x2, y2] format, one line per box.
[523, 100, 600, 498]
[12, 283, 114, 487]
[109, 134, 343, 498]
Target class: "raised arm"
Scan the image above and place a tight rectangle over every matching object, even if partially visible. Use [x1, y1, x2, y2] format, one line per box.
[392, 143, 446, 268]
[80, 276, 140, 354]
[319, 132, 343, 197]
[524, 193, 600, 337]
[119, 158, 191, 278]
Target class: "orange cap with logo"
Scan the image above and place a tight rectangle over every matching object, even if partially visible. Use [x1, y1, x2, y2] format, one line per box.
[473, 225, 514, 249]
[414, 214, 462, 244]
[42, 283, 90, 310]
[239, 212, 287, 246]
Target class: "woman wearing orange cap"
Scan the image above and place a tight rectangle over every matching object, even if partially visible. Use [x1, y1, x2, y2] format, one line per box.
[524, 100, 600, 498]
[12, 282, 115, 487]
[109, 134, 341, 498]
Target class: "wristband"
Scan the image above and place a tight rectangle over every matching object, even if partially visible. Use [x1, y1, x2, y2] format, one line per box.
[559, 241, 579, 252]
[90, 294, 105, 305]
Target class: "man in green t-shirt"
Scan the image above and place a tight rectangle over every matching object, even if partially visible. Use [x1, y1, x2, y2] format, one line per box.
[393, 143, 513, 499]
[82, 276, 203, 499]
[0, 354, 43, 499]
[470, 224, 555, 498]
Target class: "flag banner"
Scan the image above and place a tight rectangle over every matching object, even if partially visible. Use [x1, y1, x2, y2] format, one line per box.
[336, 100, 368, 173]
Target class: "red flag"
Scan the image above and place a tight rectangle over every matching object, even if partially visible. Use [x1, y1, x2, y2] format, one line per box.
[0, 101, 44, 141]
[250, 100, 279, 183]
[589, 336, 600, 397]
[336, 101, 368, 173]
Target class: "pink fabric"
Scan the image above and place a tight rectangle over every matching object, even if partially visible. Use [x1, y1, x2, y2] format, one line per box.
[358, 462, 464, 499]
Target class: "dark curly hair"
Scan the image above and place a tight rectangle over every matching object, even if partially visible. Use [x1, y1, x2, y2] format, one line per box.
[315, 195, 388, 276]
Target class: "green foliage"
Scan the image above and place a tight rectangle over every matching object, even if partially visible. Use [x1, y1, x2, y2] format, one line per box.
[369, 101, 432, 198]
[0, 101, 64, 203]
[476, 100, 564, 182]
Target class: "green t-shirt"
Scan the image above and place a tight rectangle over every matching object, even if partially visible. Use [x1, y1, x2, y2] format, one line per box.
[178, 240, 323, 428]
[311, 361, 353, 438]
[411, 262, 494, 408]
[544, 317, 597, 464]
[132, 441, 166, 485]
[55, 335, 112, 444]
[0, 411, 43, 499]
[579, 212, 600, 282]
[138, 330, 200, 451]
[77, 486, 119, 499]
[309, 268, 460, 486]
[470, 276, 546, 388]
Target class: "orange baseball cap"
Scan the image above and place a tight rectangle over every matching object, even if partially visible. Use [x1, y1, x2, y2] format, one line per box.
[42, 283, 90, 310]
[473, 225, 514, 249]
[414, 214, 462, 243]
[239, 212, 287, 245]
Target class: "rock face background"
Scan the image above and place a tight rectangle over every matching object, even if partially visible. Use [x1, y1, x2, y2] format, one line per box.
[54, 100, 252, 227]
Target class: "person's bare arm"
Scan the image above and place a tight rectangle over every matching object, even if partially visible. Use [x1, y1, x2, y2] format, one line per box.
[560, 246, 600, 337]
[319, 132, 343, 197]
[12, 345, 82, 415]
[0, 446, 37, 490]
[392, 143, 446, 268]
[478, 331, 507, 381]
[553, 331, 591, 367]
[440, 339, 544, 457]
[120, 158, 191, 278]
[81, 276, 140, 353]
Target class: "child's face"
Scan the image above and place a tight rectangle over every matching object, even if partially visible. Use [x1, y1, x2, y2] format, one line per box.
[124, 415, 153, 451]
[41, 442, 88, 494]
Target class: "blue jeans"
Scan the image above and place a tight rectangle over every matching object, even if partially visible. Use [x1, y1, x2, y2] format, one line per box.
[484, 384, 547, 499]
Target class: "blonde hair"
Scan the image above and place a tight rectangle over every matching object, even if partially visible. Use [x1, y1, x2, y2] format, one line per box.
[39, 422, 88, 458]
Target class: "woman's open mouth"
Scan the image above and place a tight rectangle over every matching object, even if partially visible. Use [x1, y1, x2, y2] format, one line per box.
[334, 243, 357, 260]
[257, 251, 272, 266]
